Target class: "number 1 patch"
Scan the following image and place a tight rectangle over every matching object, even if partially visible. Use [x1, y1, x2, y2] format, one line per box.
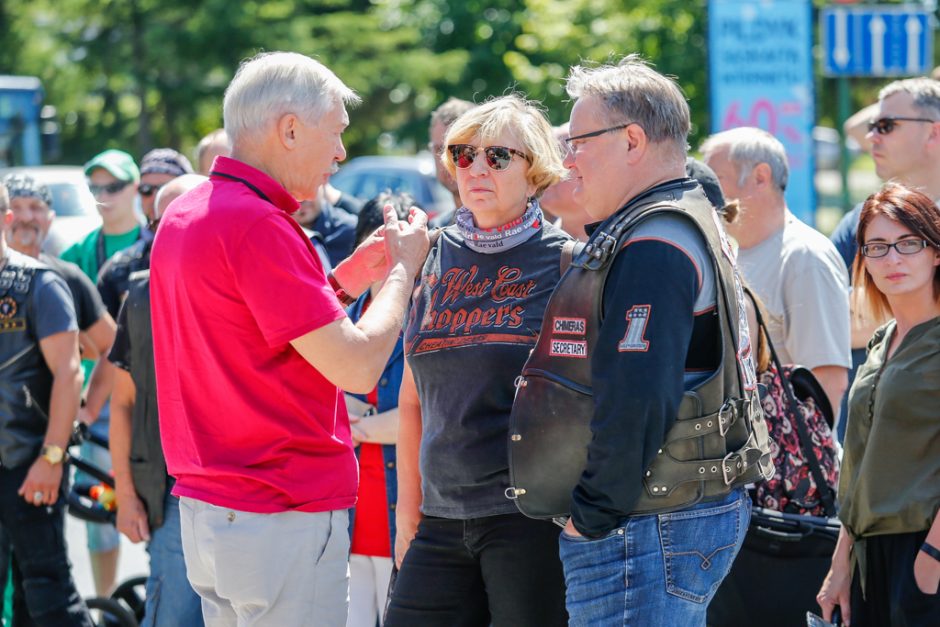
[618, 305, 651, 352]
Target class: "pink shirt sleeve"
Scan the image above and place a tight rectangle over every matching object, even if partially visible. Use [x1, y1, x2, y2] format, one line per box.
[229, 212, 347, 347]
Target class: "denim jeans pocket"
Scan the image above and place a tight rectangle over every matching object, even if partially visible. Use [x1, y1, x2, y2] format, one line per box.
[658, 494, 747, 603]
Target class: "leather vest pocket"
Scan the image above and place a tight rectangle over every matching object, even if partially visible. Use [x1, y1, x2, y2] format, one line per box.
[508, 370, 594, 519]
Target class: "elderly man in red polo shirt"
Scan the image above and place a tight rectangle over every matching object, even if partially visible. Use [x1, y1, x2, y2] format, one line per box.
[149, 51, 429, 627]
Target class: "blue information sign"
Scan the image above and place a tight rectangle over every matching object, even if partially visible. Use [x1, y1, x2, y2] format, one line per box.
[708, 0, 816, 225]
[822, 6, 932, 77]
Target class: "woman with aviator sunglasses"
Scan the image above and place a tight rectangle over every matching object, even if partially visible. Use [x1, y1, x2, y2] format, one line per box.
[385, 94, 571, 626]
[817, 183, 940, 626]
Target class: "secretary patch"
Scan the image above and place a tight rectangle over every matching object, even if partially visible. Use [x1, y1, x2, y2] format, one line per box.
[550, 339, 587, 358]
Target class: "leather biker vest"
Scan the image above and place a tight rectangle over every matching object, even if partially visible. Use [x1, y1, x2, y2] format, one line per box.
[508, 181, 773, 519]
[0, 257, 54, 469]
[122, 271, 169, 529]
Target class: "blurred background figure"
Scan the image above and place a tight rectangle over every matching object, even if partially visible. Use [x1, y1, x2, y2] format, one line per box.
[137, 148, 193, 226]
[292, 183, 357, 269]
[194, 129, 231, 176]
[344, 191, 414, 627]
[62, 148, 146, 598]
[427, 97, 475, 228]
[539, 123, 591, 242]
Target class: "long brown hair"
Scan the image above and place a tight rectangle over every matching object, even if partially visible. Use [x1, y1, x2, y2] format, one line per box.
[853, 182, 940, 321]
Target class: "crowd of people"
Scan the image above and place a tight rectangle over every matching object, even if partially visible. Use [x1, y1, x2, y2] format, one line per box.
[0, 48, 937, 627]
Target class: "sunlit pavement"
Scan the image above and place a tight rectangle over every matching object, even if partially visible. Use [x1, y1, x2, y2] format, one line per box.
[65, 514, 149, 600]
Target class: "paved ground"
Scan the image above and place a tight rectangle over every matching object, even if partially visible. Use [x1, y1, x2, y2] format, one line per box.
[65, 513, 149, 600]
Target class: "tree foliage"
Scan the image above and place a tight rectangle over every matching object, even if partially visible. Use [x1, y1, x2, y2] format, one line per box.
[1, 0, 730, 163]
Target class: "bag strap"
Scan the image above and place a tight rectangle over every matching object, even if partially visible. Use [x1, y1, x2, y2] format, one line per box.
[744, 287, 838, 518]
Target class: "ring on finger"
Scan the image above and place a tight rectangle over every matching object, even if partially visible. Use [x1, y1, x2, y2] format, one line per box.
[32, 490, 44, 504]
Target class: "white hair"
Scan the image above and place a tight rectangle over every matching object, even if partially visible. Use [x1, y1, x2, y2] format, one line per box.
[700, 127, 789, 192]
[223, 52, 360, 145]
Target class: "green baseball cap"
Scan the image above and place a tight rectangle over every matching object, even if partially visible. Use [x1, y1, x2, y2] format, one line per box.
[83, 149, 140, 183]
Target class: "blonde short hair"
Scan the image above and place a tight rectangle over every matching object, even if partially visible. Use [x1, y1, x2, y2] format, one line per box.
[442, 94, 566, 197]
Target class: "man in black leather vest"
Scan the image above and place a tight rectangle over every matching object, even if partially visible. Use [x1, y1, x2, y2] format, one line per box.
[508, 56, 771, 626]
[0, 182, 93, 625]
[108, 175, 206, 627]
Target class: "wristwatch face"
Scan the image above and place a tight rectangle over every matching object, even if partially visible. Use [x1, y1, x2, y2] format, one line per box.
[40, 445, 65, 465]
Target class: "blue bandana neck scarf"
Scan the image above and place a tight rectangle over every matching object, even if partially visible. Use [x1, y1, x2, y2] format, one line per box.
[456, 198, 543, 254]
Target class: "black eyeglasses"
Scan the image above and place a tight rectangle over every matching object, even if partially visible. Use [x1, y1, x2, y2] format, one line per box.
[138, 183, 165, 197]
[88, 180, 132, 196]
[866, 116, 937, 136]
[860, 238, 929, 258]
[448, 144, 531, 171]
[564, 123, 633, 148]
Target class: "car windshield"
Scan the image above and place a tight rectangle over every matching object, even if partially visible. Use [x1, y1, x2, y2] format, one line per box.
[48, 180, 97, 217]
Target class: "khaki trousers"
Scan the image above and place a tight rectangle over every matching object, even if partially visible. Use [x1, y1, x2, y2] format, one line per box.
[179, 497, 350, 627]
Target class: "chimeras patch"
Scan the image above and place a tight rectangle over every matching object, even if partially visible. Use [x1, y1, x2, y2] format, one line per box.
[552, 317, 585, 335]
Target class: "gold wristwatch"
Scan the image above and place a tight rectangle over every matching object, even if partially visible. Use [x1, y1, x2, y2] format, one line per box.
[40, 445, 66, 465]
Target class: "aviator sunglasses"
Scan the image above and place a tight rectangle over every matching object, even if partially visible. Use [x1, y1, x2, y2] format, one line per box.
[88, 180, 132, 196]
[867, 116, 937, 136]
[448, 144, 531, 171]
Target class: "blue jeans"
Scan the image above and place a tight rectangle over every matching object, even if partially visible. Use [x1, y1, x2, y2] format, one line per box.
[144, 489, 203, 627]
[559, 488, 750, 627]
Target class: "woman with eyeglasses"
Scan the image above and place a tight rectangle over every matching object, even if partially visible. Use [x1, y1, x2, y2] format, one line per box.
[817, 182, 940, 626]
[384, 95, 571, 626]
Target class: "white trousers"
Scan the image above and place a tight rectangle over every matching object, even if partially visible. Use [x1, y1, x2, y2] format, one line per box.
[347, 554, 393, 627]
[179, 497, 350, 627]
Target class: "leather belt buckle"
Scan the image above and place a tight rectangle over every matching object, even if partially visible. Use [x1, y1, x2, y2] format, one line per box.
[718, 401, 735, 438]
[721, 451, 738, 486]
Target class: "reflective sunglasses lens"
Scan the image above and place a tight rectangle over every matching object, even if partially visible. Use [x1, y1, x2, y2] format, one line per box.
[450, 145, 475, 169]
[871, 119, 896, 135]
[139, 184, 155, 196]
[485, 147, 513, 170]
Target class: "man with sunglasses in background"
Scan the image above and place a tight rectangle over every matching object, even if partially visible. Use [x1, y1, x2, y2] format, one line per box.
[97, 148, 192, 320]
[829, 77, 940, 441]
[60, 148, 147, 598]
[136, 148, 194, 231]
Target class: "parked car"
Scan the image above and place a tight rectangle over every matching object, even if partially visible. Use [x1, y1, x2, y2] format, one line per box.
[330, 154, 455, 219]
[1, 165, 101, 256]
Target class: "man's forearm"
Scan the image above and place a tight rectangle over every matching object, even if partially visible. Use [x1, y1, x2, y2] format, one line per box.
[109, 372, 136, 493]
[351, 264, 414, 379]
[812, 365, 848, 422]
[46, 364, 83, 449]
[84, 358, 116, 419]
